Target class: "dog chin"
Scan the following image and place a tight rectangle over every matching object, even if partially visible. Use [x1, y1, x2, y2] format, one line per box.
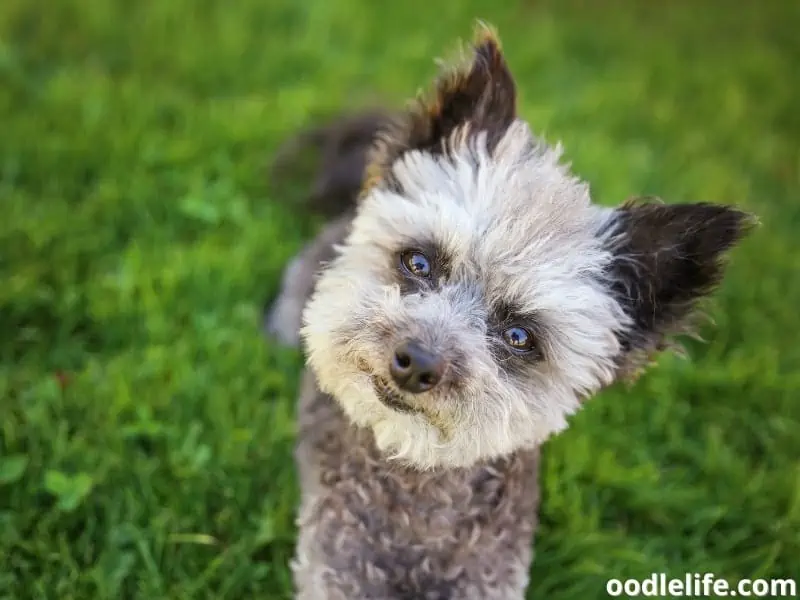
[317, 365, 544, 470]
[317, 363, 524, 470]
[318, 373, 438, 465]
[322, 371, 402, 426]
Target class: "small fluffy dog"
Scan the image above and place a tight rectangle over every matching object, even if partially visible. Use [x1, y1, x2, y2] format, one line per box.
[265, 24, 755, 600]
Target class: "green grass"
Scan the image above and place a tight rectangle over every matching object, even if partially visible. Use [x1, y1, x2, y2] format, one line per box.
[1, 0, 798, 598]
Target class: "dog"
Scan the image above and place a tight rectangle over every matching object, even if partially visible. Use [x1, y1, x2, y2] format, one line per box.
[264, 23, 756, 600]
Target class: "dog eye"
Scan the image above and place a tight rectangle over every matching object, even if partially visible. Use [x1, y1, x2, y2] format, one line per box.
[502, 326, 535, 352]
[400, 250, 431, 278]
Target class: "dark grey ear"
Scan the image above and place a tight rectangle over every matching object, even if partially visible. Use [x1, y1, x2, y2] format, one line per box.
[364, 24, 517, 193]
[409, 26, 517, 155]
[603, 200, 757, 356]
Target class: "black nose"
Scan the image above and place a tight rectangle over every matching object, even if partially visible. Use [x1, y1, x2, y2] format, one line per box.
[389, 341, 445, 394]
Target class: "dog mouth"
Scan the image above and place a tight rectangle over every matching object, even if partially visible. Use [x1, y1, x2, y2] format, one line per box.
[371, 375, 416, 414]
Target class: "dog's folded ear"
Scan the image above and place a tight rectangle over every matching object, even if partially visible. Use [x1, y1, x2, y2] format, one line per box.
[602, 199, 757, 361]
[365, 23, 517, 192]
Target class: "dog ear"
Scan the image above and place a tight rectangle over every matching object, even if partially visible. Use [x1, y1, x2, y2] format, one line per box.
[364, 23, 517, 192]
[407, 23, 517, 154]
[603, 200, 757, 365]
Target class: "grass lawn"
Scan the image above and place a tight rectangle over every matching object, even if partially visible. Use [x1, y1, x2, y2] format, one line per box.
[1, 0, 798, 598]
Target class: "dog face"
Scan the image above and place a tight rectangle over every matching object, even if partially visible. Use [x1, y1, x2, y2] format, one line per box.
[300, 26, 755, 470]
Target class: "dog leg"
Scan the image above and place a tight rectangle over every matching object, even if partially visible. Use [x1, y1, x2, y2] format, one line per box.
[264, 215, 353, 348]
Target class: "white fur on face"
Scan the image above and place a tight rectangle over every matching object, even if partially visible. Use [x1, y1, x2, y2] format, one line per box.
[301, 120, 632, 470]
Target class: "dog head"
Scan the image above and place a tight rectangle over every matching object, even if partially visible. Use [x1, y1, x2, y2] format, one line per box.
[300, 25, 756, 470]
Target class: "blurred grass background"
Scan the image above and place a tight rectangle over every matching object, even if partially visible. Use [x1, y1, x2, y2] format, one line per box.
[1, 0, 798, 598]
